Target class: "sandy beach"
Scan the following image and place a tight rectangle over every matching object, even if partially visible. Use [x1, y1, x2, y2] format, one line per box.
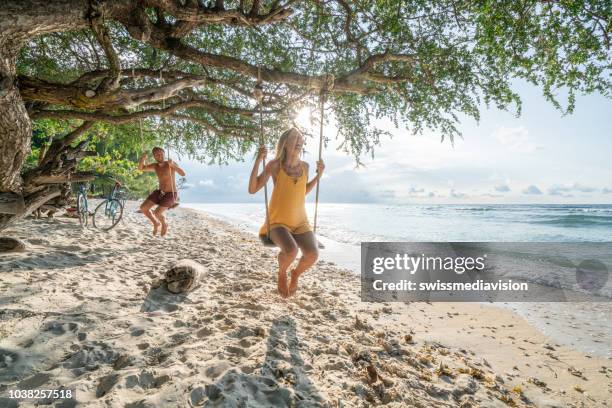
[1, 204, 610, 407]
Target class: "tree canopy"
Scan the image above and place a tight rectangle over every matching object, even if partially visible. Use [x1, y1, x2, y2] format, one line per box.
[0, 0, 609, 229]
[15, 0, 611, 159]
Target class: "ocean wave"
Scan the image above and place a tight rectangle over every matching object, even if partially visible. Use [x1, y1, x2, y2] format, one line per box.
[531, 214, 612, 227]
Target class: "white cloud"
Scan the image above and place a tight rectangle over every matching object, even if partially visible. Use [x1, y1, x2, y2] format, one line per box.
[198, 179, 216, 187]
[522, 185, 542, 195]
[450, 189, 467, 199]
[493, 126, 540, 153]
[495, 184, 511, 193]
[401, 186, 432, 199]
[548, 182, 597, 195]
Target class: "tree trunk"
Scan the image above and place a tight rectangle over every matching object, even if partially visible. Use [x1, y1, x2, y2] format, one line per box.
[0, 193, 25, 215]
[0, 0, 98, 195]
[0, 42, 31, 194]
[0, 186, 62, 230]
[0, 1, 133, 232]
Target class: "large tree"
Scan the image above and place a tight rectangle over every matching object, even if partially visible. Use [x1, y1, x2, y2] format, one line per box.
[0, 0, 609, 231]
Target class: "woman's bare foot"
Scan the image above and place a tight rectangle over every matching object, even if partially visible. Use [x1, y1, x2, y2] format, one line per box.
[152, 221, 161, 236]
[288, 270, 303, 296]
[278, 269, 289, 298]
[160, 221, 168, 236]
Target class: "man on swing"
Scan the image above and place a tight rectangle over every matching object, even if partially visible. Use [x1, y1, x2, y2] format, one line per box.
[138, 147, 186, 236]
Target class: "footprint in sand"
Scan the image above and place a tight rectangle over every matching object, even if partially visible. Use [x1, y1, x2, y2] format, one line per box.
[62, 341, 119, 375]
[190, 387, 207, 406]
[16, 372, 50, 389]
[229, 326, 260, 339]
[196, 327, 214, 338]
[143, 347, 170, 366]
[0, 348, 20, 372]
[131, 328, 145, 337]
[239, 338, 258, 348]
[224, 345, 250, 358]
[113, 354, 135, 370]
[169, 333, 189, 346]
[96, 373, 120, 398]
[124, 399, 156, 408]
[42, 321, 78, 335]
[26, 238, 48, 246]
[204, 361, 231, 380]
[125, 370, 171, 390]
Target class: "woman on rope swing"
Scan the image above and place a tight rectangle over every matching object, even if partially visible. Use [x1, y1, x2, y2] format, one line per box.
[248, 128, 325, 298]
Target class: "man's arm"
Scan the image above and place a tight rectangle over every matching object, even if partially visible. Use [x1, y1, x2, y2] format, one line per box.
[169, 160, 186, 177]
[138, 153, 156, 172]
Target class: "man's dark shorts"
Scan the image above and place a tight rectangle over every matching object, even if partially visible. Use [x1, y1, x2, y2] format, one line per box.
[146, 189, 178, 208]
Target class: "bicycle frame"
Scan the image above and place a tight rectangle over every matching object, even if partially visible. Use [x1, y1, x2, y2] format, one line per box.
[77, 184, 88, 200]
[104, 183, 123, 218]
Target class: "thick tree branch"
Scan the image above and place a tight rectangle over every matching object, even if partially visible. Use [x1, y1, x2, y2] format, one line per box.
[90, 18, 121, 92]
[344, 52, 417, 79]
[168, 114, 254, 139]
[0, 187, 62, 230]
[30, 95, 279, 123]
[72, 68, 261, 100]
[146, 34, 375, 94]
[20, 74, 253, 112]
[39, 121, 94, 168]
[142, 0, 293, 26]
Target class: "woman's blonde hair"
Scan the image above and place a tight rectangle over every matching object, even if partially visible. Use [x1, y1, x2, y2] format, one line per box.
[275, 128, 300, 163]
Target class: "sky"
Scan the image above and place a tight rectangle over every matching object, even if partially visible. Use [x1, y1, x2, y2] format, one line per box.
[177, 81, 611, 204]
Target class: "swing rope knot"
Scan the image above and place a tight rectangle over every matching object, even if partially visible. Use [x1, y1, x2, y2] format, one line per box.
[252, 83, 264, 102]
[253, 66, 265, 102]
[320, 73, 335, 102]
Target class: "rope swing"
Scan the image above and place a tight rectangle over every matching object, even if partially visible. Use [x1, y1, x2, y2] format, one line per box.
[313, 90, 325, 235]
[313, 74, 333, 248]
[254, 69, 333, 248]
[158, 68, 179, 210]
[253, 67, 273, 246]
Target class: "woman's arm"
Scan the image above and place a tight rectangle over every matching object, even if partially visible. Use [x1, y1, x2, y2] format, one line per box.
[305, 160, 325, 194]
[248, 147, 273, 194]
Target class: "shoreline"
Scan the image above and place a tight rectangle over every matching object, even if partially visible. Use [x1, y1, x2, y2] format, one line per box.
[0, 205, 609, 407]
[185, 202, 612, 360]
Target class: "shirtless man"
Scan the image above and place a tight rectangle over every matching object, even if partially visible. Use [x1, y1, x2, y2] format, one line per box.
[138, 147, 186, 236]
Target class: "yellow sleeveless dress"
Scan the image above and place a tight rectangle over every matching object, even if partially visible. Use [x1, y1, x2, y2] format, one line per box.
[259, 162, 312, 236]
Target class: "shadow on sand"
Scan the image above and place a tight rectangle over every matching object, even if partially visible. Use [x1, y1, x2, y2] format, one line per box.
[140, 285, 195, 313]
[197, 316, 326, 407]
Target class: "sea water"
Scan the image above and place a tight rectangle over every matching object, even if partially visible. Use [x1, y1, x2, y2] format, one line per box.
[183, 202, 612, 357]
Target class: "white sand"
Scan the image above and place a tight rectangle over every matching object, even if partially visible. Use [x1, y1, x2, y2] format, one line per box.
[0, 204, 609, 407]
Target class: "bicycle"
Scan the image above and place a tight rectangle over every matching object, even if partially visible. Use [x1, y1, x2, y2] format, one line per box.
[75, 183, 89, 227]
[92, 181, 125, 231]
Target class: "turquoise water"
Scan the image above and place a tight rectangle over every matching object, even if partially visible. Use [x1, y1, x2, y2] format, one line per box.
[183, 203, 612, 294]
[184, 203, 612, 243]
[312, 203, 612, 243]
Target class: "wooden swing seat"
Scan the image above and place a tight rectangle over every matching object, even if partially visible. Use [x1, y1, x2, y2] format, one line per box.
[259, 234, 276, 247]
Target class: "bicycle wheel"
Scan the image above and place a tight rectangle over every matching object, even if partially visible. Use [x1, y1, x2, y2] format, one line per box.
[93, 199, 124, 231]
[76, 193, 88, 227]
